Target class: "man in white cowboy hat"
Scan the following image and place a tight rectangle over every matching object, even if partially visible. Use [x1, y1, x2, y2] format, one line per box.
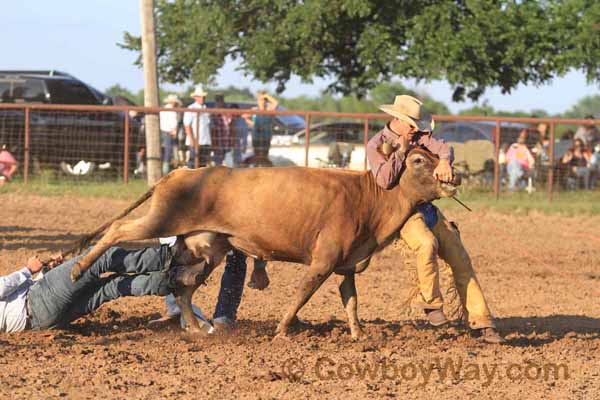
[367, 94, 504, 344]
[160, 94, 182, 175]
[183, 86, 211, 168]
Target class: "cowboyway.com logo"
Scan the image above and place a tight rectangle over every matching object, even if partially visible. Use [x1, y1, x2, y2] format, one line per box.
[281, 356, 570, 385]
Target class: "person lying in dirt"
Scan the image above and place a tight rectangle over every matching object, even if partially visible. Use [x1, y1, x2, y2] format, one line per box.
[369, 94, 505, 344]
[0, 240, 263, 334]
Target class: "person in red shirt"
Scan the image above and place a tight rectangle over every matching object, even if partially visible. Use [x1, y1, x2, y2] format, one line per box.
[0, 145, 17, 185]
[367, 95, 504, 344]
[506, 130, 536, 191]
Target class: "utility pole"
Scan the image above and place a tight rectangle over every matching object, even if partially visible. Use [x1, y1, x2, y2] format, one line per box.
[140, 0, 161, 185]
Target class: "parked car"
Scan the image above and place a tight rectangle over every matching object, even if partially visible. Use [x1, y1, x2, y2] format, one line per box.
[0, 70, 142, 176]
[269, 121, 383, 169]
[434, 121, 536, 174]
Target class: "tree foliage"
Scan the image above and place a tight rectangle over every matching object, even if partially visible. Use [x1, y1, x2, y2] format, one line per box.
[562, 95, 600, 118]
[120, 0, 600, 102]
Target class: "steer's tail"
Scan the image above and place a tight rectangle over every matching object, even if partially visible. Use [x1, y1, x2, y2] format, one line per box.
[62, 182, 158, 258]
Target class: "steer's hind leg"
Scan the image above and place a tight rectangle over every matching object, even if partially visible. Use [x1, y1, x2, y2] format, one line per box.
[174, 260, 219, 334]
[275, 258, 336, 339]
[71, 217, 161, 281]
[175, 282, 205, 334]
[336, 272, 365, 340]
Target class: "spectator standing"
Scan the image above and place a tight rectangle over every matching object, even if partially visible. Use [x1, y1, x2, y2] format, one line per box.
[244, 91, 278, 163]
[505, 131, 535, 191]
[183, 86, 211, 168]
[560, 138, 592, 190]
[159, 94, 181, 175]
[231, 104, 249, 167]
[574, 115, 599, 147]
[210, 93, 234, 166]
[0, 145, 17, 185]
[532, 123, 551, 184]
[590, 143, 600, 189]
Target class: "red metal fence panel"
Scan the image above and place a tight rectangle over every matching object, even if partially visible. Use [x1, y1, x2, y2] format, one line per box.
[0, 103, 598, 200]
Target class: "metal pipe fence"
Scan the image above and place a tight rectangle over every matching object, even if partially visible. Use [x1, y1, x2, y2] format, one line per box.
[0, 103, 598, 201]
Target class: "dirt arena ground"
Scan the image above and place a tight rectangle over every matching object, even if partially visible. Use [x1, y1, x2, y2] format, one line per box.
[1, 193, 599, 399]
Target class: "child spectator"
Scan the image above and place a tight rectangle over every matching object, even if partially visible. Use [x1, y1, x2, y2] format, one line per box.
[505, 131, 535, 191]
[0, 145, 18, 185]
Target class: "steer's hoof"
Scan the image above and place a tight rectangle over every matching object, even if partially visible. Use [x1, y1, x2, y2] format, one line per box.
[350, 327, 367, 341]
[70, 264, 82, 282]
[273, 332, 292, 342]
[479, 328, 506, 344]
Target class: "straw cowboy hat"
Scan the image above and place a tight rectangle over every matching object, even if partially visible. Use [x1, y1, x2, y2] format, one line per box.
[190, 86, 208, 97]
[163, 94, 182, 105]
[379, 95, 434, 132]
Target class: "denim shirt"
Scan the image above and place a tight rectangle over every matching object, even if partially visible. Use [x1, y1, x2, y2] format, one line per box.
[0, 267, 33, 333]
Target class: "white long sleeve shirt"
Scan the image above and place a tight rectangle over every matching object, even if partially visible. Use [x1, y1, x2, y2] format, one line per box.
[0, 267, 33, 333]
[183, 102, 211, 146]
[159, 104, 179, 133]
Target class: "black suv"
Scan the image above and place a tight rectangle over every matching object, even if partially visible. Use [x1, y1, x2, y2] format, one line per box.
[0, 70, 141, 176]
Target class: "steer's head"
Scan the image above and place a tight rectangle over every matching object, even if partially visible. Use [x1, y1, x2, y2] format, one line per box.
[398, 147, 461, 203]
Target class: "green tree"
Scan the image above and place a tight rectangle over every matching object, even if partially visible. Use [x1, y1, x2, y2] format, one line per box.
[105, 84, 139, 104]
[562, 95, 600, 118]
[120, 0, 600, 102]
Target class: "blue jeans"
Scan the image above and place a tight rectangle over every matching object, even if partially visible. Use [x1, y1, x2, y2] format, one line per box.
[213, 250, 247, 321]
[507, 160, 525, 190]
[161, 131, 174, 164]
[187, 145, 211, 168]
[28, 246, 171, 330]
[417, 203, 438, 230]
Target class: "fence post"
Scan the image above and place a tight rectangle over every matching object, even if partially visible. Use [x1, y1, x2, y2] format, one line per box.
[123, 110, 130, 184]
[494, 119, 501, 199]
[548, 122, 555, 202]
[194, 110, 200, 168]
[304, 113, 311, 167]
[24, 107, 30, 185]
[363, 118, 369, 171]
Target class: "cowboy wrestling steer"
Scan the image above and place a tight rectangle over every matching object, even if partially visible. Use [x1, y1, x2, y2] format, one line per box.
[70, 148, 460, 339]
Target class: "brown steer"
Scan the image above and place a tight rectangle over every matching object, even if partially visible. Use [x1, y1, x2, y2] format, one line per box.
[70, 148, 460, 339]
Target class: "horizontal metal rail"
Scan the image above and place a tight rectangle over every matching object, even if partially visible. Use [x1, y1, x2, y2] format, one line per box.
[0, 103, 598, 126]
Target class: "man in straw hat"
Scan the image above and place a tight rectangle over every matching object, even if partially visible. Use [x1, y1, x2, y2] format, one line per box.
[367, 95, 504, 344]
[160, 94, 182, 175]
[183, 86, 211, 168]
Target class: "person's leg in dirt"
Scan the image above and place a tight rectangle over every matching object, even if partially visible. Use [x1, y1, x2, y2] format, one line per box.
[212, 250, 247, 330]
[55, 271, 171, 328]
[27, 246, 172, 330]
[212, 253, 269, 332]
[431, 209, 506, 344]
[400, 204, 448, 327]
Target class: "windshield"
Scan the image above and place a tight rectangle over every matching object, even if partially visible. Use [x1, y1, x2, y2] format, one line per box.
[275, 106, 305, 129]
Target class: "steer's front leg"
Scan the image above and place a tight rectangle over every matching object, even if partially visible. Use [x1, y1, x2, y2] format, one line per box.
[336, 272, 365, 340]
[275, 258, 336, 339]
